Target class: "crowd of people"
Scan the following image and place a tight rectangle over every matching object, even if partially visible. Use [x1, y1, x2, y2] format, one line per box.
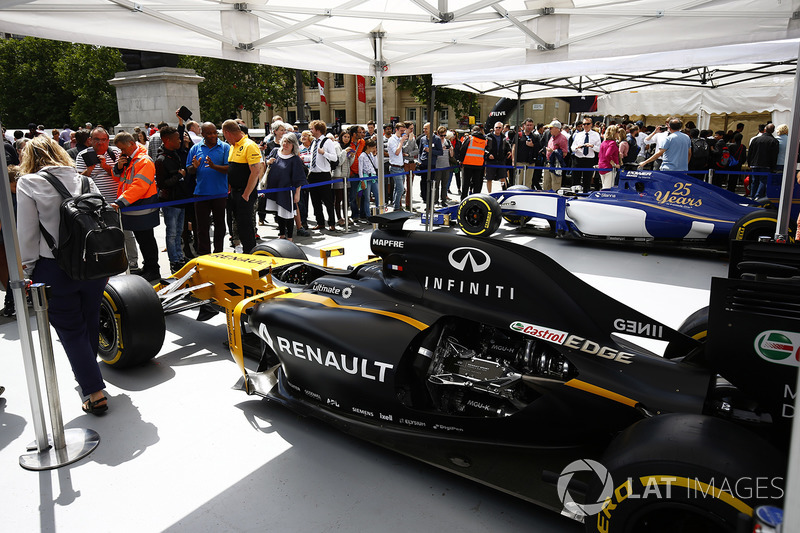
[2, 114, 791, 281]
[0, 111, 793, 415]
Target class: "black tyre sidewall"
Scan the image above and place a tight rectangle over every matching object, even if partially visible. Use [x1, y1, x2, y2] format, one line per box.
[457, 194, 502, 237]
[251, 239, 308, 260]
[585, 414, 785, 533]
[730, 210, 778, 242]
[663, 306, 708, 359]
[99, 275, 165, 368]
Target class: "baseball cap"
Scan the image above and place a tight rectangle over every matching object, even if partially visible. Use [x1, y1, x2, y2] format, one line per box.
[548, 120, 562, 129]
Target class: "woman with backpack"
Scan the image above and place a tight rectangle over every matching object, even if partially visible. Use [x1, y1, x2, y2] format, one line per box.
[16, 135, 110, 415]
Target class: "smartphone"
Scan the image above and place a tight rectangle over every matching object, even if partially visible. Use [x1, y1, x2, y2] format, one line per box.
[82, 149, 100, 166]
[177, 106, 193, 121]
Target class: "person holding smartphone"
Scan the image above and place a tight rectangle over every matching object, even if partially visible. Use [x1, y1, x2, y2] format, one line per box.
[75, 128, 138, 271]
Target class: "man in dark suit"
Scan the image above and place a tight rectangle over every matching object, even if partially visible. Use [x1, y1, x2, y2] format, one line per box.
[747, 123, 779, 199]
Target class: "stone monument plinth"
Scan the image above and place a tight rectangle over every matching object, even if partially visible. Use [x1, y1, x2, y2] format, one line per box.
[108, 67, 204, 133]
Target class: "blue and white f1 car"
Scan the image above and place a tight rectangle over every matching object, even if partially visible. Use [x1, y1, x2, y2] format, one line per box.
[431, 170, 789, 246]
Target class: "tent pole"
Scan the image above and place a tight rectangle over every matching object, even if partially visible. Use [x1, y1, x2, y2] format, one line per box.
[372, 30, 386, 213]
[778, 46, 800, 533]
[775, 42, 800, 241]
[426, 86, 436, 231]
[513, 82, 521, 183]
[0, 118, 48, 451]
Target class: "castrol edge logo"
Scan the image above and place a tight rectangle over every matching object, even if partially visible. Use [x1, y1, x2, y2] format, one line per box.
[510, 321, 568, 344]
[510, 321, 634, 364]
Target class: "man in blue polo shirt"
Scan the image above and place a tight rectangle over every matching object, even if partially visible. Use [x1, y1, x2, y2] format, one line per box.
[186, 122, 230, 255]
[638, 118, 691, 172]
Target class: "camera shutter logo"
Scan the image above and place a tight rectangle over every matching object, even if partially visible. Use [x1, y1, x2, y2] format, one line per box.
[557, 459, 614, 516]
[448, 247, 491, 273]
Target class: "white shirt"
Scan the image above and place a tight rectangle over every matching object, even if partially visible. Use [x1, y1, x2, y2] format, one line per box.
[570, 129, 602, 158]
[652, 131, 668, 151]
[16, 166, 101, 275]
[387, 133, 404, 167]
[308, 135, 338, 173]
[635, 132, 647, 151]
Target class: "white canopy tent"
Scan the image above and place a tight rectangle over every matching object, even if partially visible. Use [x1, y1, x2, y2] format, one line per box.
[596, 76, 796, 126]
[3, 2, 800, 527]
[0, 0, 798, 77]
[433, 39, 799, 98]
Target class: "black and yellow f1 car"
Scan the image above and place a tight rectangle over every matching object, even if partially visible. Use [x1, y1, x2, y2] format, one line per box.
[98, 212, 795, 533]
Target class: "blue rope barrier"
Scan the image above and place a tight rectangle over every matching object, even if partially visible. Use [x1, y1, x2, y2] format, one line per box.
[120, 166, 784, 212]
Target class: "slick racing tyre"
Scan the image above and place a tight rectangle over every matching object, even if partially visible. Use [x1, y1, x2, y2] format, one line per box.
[584, 414, 785, 533]
[730, 210, 778, 242]
[99, 274, 166, 368]
[251, 239, 308, 260]
[502, 185, 532, 226]
[458, 194, 502, 237]
[663, 306, 708, 359]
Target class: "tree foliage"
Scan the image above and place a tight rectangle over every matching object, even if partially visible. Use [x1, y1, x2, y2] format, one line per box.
[394, 74, 479, 122]
[0, 37, 72, 127]
[0, 37, 123, 128]
[55, 44, 125, 128]
[178, 56, 299, 125]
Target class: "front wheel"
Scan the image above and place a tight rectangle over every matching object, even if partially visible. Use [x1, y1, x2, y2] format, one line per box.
[99, 275, 165, 368]
[251, 239, 308, 260]
[457, 194, 502, 237]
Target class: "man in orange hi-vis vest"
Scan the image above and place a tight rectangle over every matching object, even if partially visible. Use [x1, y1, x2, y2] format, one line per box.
[458, 125, 488, 201]
[112, 131, 161, 281]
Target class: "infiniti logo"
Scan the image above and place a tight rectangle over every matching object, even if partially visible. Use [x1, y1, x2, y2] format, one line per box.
[448, 247, 491, 273]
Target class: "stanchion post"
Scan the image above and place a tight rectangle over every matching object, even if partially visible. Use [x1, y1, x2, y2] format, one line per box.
[0, 116, 50, 453]
[29, 284, 65, 450]
[19, 284, 100, 471]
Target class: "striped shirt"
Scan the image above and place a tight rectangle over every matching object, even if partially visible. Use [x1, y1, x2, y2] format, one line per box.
[75, 147, 122, 202]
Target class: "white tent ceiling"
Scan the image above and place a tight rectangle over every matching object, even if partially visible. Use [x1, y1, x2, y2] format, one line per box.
[433, 39, 800, 98]
[596, 76, 795, 116]
[0, 0, 799, 77]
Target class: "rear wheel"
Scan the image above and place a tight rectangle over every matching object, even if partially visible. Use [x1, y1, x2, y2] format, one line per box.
[457, 194, 502, 237]
[251, 239, 308, 260]
[730, 210, 778, 242]
[584, 414, 785, 533]
[663, 306, 708, 359]
[99, 275, 165, 368]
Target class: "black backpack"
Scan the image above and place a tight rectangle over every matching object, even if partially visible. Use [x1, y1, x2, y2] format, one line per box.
[623, 135, 641, 163]
[38, 170, 127, 281]
[320, 138, 339, 171]
[691, 138, 710, 167]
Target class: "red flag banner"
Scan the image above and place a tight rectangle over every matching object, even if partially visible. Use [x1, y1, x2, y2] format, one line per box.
[317, 77, 327, 104]
[357, 75, 366, 103]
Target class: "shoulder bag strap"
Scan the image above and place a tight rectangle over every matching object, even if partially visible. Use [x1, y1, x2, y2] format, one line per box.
[37, 169, 73, 200]
[36, 169, 77, 254]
